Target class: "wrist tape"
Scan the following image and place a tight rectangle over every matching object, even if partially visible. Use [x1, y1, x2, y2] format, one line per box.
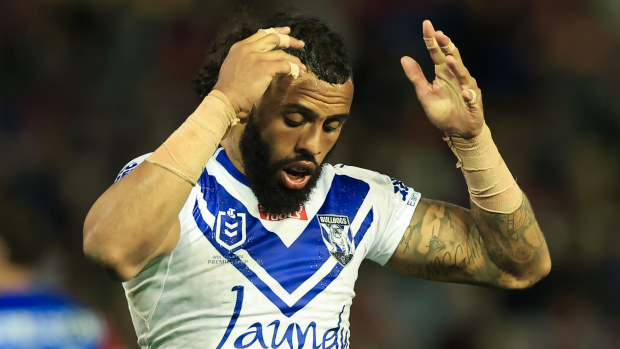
[444, 124, 523, 214]
[145, 90, 238, 185]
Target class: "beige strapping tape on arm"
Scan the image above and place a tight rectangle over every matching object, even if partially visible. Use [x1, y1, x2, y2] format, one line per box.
[444, 124, 523, 214]
[145, 90, 239, 185]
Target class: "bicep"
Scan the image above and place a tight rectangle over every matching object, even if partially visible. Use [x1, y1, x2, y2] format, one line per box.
[385, 198, 503, 287]
[129, 218, 180, 276]
[84, 160, 188, 281]
[101, 219, 180, 281]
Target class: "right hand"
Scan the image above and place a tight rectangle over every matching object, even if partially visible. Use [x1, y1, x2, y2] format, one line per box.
[213, 27, 306, 118]
[401, 20, 484, 139]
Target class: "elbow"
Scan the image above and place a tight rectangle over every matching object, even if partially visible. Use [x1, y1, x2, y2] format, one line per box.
[502, 252, 552, 290]
[527, 248, 552, 287]
[83, 220, 139, 281]
[83, 237, 140, 281]
[530, 250, 552, 286]
[83, 212, 112, 268]
[537, 251, 552, 280]
[82, 226, 112, 267]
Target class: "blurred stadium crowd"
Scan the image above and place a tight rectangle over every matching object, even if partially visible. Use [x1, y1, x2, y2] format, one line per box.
[1, 0, 619, 347]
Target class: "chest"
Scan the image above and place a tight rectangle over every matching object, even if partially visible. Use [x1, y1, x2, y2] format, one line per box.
[175, 172, 376, 318]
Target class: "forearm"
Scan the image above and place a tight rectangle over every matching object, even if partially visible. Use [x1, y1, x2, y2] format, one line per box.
[470, 194, 551, 287]
[83, 91, 238, 279]
[446, 125, 551, 286]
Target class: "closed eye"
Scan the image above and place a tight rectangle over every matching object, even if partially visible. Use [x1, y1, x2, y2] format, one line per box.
[284, 117, 304, 127]
[283, 113, 305, 127]
[323, 119, 344, 133]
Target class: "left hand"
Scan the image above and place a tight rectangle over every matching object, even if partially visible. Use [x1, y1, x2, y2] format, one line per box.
[401, 20, 484, 138]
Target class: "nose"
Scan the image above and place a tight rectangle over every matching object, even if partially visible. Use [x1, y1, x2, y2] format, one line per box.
[295, 124, 322, 156]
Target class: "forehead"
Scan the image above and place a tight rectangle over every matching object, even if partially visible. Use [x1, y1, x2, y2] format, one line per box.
[268, 73, 354, 115]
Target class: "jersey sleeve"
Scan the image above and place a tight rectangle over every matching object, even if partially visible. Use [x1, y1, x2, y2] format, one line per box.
[113, 152, 197, 234]
[114, 153, 152, 183]
[365, 175, 421, 266]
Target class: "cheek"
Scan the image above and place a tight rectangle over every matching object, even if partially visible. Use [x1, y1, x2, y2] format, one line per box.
[319, 132, 340, 156]
[260, 128, 297, 158]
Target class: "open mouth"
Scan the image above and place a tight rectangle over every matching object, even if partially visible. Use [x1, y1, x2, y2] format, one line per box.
[279, 161, 316, 189]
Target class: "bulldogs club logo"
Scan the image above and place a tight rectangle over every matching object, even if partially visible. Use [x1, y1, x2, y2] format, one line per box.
[317, 214, 354, 266]
[216, 208, 247, 251]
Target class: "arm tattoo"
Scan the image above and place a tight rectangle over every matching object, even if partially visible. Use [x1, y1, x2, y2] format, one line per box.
[400, 219, 420, 255]
[392, 194, 547, 287]
[471, 194, 547, 275]
[395, 201, 500, 284]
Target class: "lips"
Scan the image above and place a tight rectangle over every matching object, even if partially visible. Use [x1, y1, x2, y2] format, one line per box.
[279, 160, 316, 189]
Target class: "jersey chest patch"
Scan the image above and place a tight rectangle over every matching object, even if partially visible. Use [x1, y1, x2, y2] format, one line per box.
[317, 214, 354, 266]
[192, 172, 372, 317]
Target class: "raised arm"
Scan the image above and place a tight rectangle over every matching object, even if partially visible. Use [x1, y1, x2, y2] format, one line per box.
[83, 27, 306, 280]
[386, 20, 550, 288]
[387, 196, 549, 288]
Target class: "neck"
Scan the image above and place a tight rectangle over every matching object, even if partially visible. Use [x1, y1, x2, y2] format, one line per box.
[221, 123, 246, 175]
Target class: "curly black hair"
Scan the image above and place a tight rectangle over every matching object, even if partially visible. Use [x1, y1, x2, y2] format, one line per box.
[192, 12, 353, 99]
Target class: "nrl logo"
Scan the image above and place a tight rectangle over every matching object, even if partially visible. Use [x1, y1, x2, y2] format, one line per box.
[317, 214, 354, 266]
[216, 208, 247, 251]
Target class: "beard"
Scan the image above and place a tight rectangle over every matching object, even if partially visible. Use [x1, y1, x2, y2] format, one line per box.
[239, 115, 330, 215]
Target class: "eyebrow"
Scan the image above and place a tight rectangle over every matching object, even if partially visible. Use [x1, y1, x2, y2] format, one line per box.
[282, 103, 349, 121]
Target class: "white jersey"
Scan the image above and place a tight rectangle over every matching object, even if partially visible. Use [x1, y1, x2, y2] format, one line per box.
[118, 148, 421, 348]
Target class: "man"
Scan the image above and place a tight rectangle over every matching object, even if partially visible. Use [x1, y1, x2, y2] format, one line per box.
[84, 13, 550, 348]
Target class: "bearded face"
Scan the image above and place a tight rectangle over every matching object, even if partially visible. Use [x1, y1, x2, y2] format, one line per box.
[239, 114, 327, 215]
[235, 73, 353, 215]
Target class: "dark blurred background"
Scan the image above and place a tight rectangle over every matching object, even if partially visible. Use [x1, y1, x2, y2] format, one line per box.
[1, 0, 619, 347]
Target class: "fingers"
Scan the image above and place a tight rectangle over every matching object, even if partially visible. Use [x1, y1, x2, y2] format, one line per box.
[425, 21, 477, 88]
[287, 62, 300, 78]
[462, 89, 478, 106]
[420, 21, 482, 108]
[423, 20, 445, 65]
[246, 27, 305, 52]
[251, 60, 304, 80]
[215, 27, 308, 113]
[423, 20, 465, 68]
[262, 50, 305, 68]
[446, 55, 481, 108]
[241, 26, 289, 44]
[435, 30, 462, 64]
[261, 50, 307, 77]
[233, 27, 307, 78]
[258, 28, 291, 48]
[445, 55, 475, 87]
[401, 56, 431, 95]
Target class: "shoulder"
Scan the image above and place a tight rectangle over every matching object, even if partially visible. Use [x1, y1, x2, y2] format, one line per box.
[326, 163, 413, 195]
[327, 163, 393, 187]
[325, 163, 422, 208]
[115, 153, 152, 183]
